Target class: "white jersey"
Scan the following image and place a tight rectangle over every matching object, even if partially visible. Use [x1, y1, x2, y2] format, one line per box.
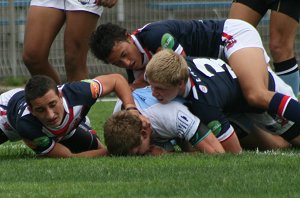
[114, 87, 202, 144]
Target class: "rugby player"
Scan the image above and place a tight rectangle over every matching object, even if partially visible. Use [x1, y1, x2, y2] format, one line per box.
[145, 50, 300, 150]
[0, 74, 148, 158]
[89, 20, 298, 129]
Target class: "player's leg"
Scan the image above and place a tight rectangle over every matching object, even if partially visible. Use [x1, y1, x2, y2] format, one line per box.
[63, 11, 99, 81]
[228, 47, 274, 109]
[269, 11, 299, 96]
[220, 132, 242, 153]
[22, 6, 65, 84]
[229, 0, 265, 27]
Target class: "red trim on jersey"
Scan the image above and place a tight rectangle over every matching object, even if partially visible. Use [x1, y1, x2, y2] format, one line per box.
[277, 95, 290, 117]
[219, 130, 235, 143]
[0, 111, 6, 116]
[46, 108, 75, 136]
[130, 31, 152, 63]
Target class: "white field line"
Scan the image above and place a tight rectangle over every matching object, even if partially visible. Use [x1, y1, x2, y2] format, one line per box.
[97, 97, 118, 102]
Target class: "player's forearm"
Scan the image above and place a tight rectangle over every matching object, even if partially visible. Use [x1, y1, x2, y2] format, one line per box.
[45, 143, 108, 158]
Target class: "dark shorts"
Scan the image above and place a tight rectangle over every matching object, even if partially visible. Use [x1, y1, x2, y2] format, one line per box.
[60, 122, 99, 153]
[233, 0, 300, 22]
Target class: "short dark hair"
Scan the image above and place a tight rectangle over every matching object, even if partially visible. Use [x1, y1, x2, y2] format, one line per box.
[25, 75, 59, 107]
[89, 23, 128, 63]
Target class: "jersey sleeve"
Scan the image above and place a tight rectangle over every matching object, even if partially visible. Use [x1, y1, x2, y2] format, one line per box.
[60, 80, 102, 107]
[190, 101, 234, 142]
[136, 23, 184, 55]
[17, 117, 55, 155]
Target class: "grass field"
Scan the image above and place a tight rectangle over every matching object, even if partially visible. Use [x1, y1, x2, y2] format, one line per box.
[1, 101, 300, 197]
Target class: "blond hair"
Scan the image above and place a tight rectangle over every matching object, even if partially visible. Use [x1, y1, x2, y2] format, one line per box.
[103, 111, 142, 156]
[145, 49, 189, 86]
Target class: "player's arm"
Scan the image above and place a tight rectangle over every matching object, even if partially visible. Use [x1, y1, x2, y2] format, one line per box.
[148, 145, 169, 156]
[94, 73, 150, 127]
[34, 140, 108, 158]
[188, 122, 225, 154]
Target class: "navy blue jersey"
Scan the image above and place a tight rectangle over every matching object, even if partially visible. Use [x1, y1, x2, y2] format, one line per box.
[133, 19, 225, 58]
[6, 80, 102, 154]
[184, 57, 266, 138]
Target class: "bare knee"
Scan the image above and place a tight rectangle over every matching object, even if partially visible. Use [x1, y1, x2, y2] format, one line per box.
[243, 89, 272, 109]
[269, 40, 294, 61]
[22, 48, 48, 68]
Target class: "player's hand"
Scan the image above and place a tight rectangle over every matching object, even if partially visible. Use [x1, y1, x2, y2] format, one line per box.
[148, 145, 168, 156]
[95, 0, 117, 8]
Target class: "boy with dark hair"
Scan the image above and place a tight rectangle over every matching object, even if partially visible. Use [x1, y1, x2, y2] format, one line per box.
[0, 74, 148, 158]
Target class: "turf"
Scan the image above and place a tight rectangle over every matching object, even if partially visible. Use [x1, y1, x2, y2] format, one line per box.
[1, 101, 300, 197]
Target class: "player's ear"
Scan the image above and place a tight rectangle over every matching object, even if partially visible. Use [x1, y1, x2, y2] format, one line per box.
[179, 80, 185, 89]
[125, 33, 131, 42]
[141, 129, 151, 140]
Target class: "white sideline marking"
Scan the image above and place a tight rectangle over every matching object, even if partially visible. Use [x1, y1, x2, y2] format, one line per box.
[97, 98, 118, 102]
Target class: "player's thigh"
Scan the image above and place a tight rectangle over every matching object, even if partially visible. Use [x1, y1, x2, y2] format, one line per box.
[228, 48, 270, 102]
[229, 2, 263, 26]
[64, 11, 99, 53]
[23, 6, 65, 55]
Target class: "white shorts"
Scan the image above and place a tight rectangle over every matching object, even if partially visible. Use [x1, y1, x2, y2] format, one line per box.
[30, 0, 104, 16]
[0, 89, 23, 141]
[222, 19, 270, 64]
[228, 70, 296, 136]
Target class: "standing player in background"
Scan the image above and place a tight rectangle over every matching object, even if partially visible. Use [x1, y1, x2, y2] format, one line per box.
[229, 0, 300, 95]
[22, 0, 118, 84]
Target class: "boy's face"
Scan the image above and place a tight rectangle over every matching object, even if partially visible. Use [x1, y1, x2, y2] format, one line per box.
[28, 89, 65, 128]
[149, 80, 181, 104]
[129, 127, 152, 155]
[107, 39, 144, 70]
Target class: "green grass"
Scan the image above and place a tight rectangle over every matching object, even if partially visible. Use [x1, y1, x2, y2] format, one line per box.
[1, 101, 300, 197]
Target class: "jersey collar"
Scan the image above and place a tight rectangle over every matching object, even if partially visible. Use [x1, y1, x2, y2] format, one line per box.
[183, 77, 192, 98]
[130, 34, 153, 67]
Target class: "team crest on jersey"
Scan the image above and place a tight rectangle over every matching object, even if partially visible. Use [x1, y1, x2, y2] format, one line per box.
[176, 110, 194, 138]
[199, 85, 208, 93]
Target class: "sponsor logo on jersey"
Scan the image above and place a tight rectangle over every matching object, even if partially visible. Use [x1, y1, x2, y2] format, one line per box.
[32, 136, 51, 148]
[222, 32, 237, 50]
[82, 80, 99, 99]
[176, 110, 194, 138]
[199, 85, 208, 93]
[207, 120, 222, 136]
[78, 0, 91, 5]
[161, 33, 175, 49]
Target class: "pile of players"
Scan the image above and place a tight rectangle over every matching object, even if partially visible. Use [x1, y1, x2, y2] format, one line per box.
[1, 0, 299, 157]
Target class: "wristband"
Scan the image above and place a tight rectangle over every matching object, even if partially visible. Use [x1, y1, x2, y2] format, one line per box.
[126, 107, 139, 111]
